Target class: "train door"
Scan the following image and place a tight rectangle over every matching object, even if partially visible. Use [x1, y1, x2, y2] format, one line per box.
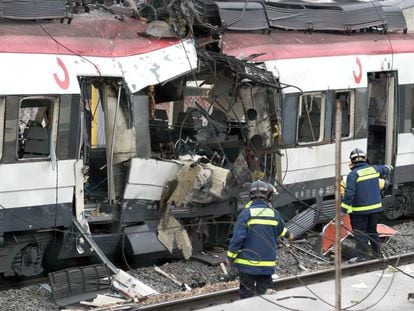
[81, 79, 140, 213]
[366, 72, 397, 167]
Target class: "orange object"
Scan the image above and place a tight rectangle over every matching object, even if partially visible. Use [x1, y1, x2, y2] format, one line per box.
[321, 216, 398, 255]
[321, 214, 352, 255]
[377, 223, 398, 237]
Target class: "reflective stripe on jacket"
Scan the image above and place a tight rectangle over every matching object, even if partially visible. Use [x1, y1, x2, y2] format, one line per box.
[340, 175, 386, 197]
[341, 162, 392, 215]
[227, 199, 288, 275]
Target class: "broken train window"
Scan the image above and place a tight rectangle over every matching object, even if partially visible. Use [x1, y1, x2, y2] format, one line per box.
[297, 93, 325, 144]
[332, 90, 354, 140]
[17, 97, 59, 159]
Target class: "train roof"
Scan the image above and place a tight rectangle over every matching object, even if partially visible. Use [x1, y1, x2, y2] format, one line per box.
[0, 11, 179, 57]
[0, 8, 197, 96]
[220, 30, 414, 61]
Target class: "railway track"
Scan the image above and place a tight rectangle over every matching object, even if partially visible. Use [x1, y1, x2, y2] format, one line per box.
[136, 252, 414, 311]
[1, 219, 413, 310]
[0, 276, 49, 292]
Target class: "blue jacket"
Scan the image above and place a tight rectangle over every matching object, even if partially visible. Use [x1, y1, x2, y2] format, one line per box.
[226, 199, 288, 275]
[341, 162, 392, 215]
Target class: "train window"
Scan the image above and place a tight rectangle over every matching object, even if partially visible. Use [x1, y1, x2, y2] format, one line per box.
[17, 97, 59, 160]
[297, 93, 325, 144]
[401, 84, 414, 133]
[0, 98, 4, 160]
[332, 91, 354, 139]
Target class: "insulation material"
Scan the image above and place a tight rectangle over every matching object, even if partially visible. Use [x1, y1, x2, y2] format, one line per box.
[105, 88, 137, 165]
[232, 148, 252, 183]
[158, 215, 192, 259]
[167, 161, 231, 207]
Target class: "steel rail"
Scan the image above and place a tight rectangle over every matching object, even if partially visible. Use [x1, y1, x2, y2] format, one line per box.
[0, 276, 49, 291]
[135, 252, 414, 311]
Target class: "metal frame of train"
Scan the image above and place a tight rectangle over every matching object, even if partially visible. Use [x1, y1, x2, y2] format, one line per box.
[1, 3, 414, 278]
[207, 30, 414, 236]
[218, 30, 414, 237]
[0, 12, 240, 278]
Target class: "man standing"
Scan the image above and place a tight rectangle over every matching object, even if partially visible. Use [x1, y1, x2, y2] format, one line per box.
[227, 180, 292, 299]
[341, 148, 392, 261]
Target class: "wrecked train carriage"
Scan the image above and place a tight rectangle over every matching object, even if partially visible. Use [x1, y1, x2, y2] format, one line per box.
[0, 11, 240, 278]
[154, 0, 414, 237]
[216, 15, 414, 236]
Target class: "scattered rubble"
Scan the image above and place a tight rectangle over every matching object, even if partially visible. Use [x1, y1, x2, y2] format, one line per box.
[1, 221, 413, 310]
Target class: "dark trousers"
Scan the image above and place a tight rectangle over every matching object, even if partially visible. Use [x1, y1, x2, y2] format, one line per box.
[350, 213, 380, 259]
[239, 272, 273, 299]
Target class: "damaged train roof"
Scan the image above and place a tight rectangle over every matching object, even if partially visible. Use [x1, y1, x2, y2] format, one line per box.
[0, 13, 179, 57]
[0, 8, 197, 95]
[220, 30, 414, 61]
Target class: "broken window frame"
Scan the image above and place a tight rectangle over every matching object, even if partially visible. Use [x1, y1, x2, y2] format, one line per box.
[332, 90, 355, 140]
[297, 92, 326, 145]
[17, 96, 59, 161]
[0, 97, 4, 160]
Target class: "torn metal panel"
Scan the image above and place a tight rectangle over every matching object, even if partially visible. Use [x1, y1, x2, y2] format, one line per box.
[121, 39, 197, 94]
[112, 269, 158, 299]
[158, 214, 193, 260]
[144, 20, 178, 38]
[208, 73, 245, 122]
[238, 85, 273, 149]
[201, 51, 279, 152]
[105, 87, 137, 165]
[199, 50, 278, 87]
[166, 159, 231, 207]
[123, 158, 182, 201]
[210, 82, 275, 148]
[0, 17, 197, 95]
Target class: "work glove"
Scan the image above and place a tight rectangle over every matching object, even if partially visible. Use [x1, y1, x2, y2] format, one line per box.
[288, 233, 295, 241]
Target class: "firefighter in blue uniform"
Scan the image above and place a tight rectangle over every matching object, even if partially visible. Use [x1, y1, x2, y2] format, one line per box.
[341, 148, 392, 261]
[227, 180, 293, 299]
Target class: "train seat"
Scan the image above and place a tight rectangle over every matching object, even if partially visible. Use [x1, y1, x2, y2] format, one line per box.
[22, 125, 49, 158]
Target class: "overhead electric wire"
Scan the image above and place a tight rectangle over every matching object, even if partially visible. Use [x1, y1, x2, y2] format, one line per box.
[149, 3, 406, 308]
[190, 37, 402, 311]
[37, 22, 102, 76]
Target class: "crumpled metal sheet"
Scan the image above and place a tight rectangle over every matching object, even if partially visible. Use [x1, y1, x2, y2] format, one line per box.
[167, 159, 231, 207]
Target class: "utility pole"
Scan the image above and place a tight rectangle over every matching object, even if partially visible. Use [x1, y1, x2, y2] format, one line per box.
[334, 99, 342, 310]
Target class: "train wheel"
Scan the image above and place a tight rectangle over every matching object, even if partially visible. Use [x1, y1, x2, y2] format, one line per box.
[11, 244, 45, 277]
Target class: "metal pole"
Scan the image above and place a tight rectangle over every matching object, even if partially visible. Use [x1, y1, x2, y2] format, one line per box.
[334, 99, 343, 310]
